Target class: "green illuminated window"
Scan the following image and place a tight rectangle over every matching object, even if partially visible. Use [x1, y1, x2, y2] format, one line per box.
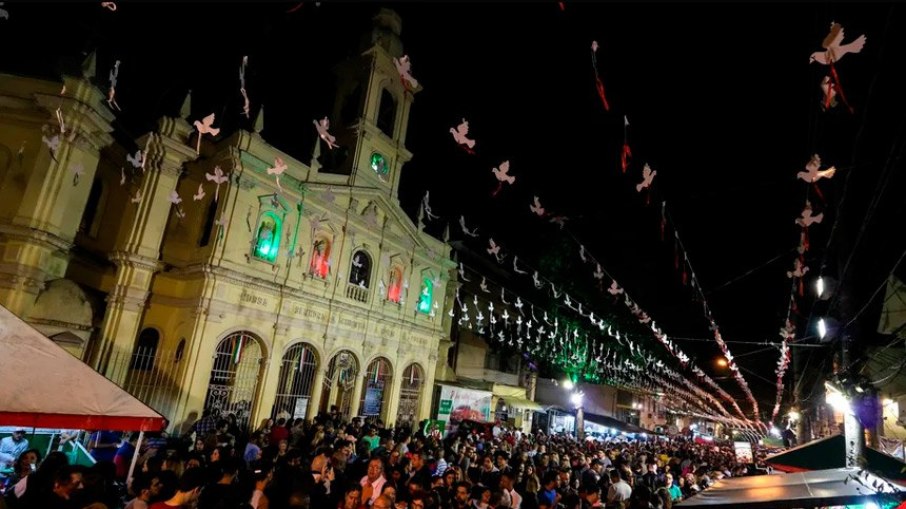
[252, 211, 281, 263]
[370, 152, 388, 176]
[417, 277, 433, 314]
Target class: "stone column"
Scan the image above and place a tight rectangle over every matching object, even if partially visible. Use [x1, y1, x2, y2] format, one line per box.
[92, 118, 195, 380]
[307, 368, 327, 420]
[348, 372, 365, 419]
[419, 353, 439, 421]
[384, 370, 404, 426]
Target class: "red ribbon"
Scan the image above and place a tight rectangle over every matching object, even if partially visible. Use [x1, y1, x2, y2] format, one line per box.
[594, 74, 610, 111]
[828, 62, 854, 114]
[621, 143, 631, 173]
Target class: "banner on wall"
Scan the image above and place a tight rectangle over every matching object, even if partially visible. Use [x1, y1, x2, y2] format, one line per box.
[436, 384, 492, 434]
[363, 381, 385, 416]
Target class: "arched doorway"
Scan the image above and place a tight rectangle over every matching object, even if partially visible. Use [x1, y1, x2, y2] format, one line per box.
[272, 343, 319, 420]
[397, 363, 424, 425]
[320, 350, 359, 420]
[360, 357, 393, 421]
[205, 331, 265, 427]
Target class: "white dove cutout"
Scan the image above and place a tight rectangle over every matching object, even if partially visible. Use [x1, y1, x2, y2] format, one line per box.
[530, 196, 545, 216]
[193, 183, 205, 201]
[127, 149, 144, 170]
[593, 264, 604, 280]
[450, 118, 476, 153]
[459, 215, 479, 237]
[787, 258, 809, 278]
[608, 280, 623, 295]
[796, 202, 824, 227]
[636, 163, 656, 192]
[797, 154, 837, 183]
[205, 166, 229, 202]
[168, 190, 185, 218]
[480, 277, 490, 293]
[491, 160, 515, 196]
[314, 117, 338, 149]
[239, 56, 250, 118]
[107, 60, 121, 111]
[267, 157, 288, 191]
[193, 113, 220, 154]
[532, 271, 543, 289]
[130, 189, 142, 204]
[487, 238, 501, 257]
[810, 22, 866, 65]
[120, 167, 126, 186]
[512, 256, 528, 274]
[393, 54, 419, 90]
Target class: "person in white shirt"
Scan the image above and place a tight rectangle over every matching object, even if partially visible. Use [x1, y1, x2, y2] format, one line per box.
[0, 430, 29, 468]
[606, 470, 632, 505]
[499, 470, 522, 509]
[360, 457, 387, 506]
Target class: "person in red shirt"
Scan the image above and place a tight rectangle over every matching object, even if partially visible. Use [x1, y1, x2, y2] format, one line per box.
[269, 418, 290, 445]
[149, 467, 205, 509]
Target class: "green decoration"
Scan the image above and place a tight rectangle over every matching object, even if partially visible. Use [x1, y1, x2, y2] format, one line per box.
[417, 277, 433, 314]
[370, 152, 388, 176]
[252, 211, 281, 263]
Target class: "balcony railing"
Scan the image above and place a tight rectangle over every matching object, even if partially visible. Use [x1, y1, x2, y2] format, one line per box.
[345, 283, 370, 303]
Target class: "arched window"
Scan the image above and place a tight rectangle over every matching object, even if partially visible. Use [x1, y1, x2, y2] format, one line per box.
[397, 364, 424, 424]
[349, 251, 372, 288]
[376, 89, 397, 139]
[417, 277, 433, 314]
[273, 343, 319, 419]
[129, 328, 160, 371]
[252, 211, 281, 263]
[387, 266, 403, 303]
[309, 236, 331, 279]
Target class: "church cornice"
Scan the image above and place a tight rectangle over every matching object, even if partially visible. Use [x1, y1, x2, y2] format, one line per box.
[0, 222, 74, 252]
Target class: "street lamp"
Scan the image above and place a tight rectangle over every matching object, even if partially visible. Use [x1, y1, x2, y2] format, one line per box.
[715, 356, 729, 369]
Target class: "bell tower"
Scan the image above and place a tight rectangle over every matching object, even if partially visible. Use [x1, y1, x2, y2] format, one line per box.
[314, 8, 420, 202]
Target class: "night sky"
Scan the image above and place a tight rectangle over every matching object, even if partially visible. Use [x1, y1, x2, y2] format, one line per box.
[3, 2, 904, 415]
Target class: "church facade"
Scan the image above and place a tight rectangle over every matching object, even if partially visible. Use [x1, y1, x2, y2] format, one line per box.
[0, 9, 456, 431]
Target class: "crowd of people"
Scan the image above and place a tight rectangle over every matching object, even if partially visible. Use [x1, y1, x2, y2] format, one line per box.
[0, 407, 770, 509]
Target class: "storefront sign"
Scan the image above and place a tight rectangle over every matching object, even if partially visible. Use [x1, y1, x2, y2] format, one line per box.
[734, 441, 754, 463]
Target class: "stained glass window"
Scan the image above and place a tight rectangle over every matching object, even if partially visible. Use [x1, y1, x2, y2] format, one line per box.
[417, 277, 433, 314]
[371, 152, 388, 176]
[252, 211, 281, 263]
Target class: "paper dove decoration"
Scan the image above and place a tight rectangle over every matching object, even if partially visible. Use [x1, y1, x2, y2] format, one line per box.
[127, 149, 144, 170]
[193, 184, 205, 201]
[266, 157, 288, 191]
[100, 1, 116, 10]
[487, 238, 501, 257]
[193, 113, 220, 154]
[450, 119, 476, 154]
[797, 154, 836, 183]
[810, 23, 866, 113]
[107, 60, 121, 111]
[530, 196, 545, 216]
[786, 258, 809, 278]
[810, 22, 866, 65]
[239, 56, 250, 119]
[491, 160, 515, 197]
[636, 163, 656, 192]
[393, 54, 419, 91]
[314, 117, 338, 149]
[608, 280, 623, 296]
[459, 215, 479, 237]
[205, 166, 229, 202]
[795, 202, 824, 227]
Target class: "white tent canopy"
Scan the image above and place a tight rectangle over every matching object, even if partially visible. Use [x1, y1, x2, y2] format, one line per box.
[0, 304, 165, 431]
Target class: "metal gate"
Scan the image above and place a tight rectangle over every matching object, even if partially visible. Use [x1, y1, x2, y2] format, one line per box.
[272, 343, 318, 420]
[396, 363, 424, 425]
[360, 357, 393, 419]
[205, 331, 264, 427]
[320, 350, 359, 420]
